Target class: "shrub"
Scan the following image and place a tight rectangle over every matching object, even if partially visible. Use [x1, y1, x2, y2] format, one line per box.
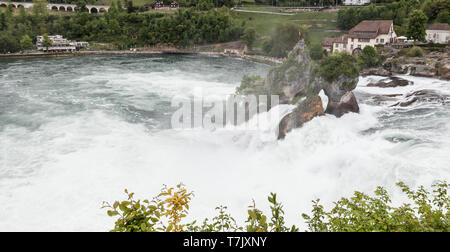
[407, 46, 424, 57]
[309, 43, 324, 61]
[241, 27, 257, 50]
[302, 181, 449, 232]
[318, 53, 359, 83]
[358, 46, 382, 69]
[235, 75, 265, 95]
[103, 184, 193, 232]
[105, 181, 449, 232]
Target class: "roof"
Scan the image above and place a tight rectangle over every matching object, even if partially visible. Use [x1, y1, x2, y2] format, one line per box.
[333, 34, 349, 44]
[322, 37, 334, 47]
[427, 23, 450, 31]
[348, 20, 393, 39]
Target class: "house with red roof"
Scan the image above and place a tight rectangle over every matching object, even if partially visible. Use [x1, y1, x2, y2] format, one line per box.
[325, 20, 397, 55]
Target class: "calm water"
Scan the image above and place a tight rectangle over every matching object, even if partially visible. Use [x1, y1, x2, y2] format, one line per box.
[0, 55, 449, 231]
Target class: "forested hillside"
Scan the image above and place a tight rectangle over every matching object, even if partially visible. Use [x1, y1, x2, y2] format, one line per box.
[0, 0, 244, 53]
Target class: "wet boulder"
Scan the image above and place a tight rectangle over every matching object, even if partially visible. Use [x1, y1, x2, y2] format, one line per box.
[325, 91, 360, 118]
[278, 96, 324, 139]
[391, 89, 449, 107]
[367, 77, 412, 88]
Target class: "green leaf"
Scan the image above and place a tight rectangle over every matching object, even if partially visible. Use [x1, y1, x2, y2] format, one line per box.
[107, 210, 119, 217]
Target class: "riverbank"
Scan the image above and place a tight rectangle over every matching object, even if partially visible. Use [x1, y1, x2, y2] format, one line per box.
[361, 46, 450, 80]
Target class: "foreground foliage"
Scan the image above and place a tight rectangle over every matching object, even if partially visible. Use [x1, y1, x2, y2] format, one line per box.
[104, 182, 449, 232]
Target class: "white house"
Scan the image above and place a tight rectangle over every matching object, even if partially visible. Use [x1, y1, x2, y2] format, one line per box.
[426, 23, 450, 44]
[35, 35, 91, 52]
[330, 20, 397, 54]
[343, 0, 370, 5]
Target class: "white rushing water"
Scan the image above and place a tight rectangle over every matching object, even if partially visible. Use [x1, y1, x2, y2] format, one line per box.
[0, 55, 449, 231]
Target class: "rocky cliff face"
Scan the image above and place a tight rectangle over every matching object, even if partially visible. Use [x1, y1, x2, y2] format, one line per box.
[237, 44, 361, 139]
[263, 47, 315, 104]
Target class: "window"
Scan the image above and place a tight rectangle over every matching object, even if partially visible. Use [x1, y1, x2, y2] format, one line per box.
[380, 39, 384, 43]
[358, 45, 361, 49]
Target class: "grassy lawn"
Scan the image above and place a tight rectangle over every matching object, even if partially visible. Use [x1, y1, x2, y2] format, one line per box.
[131, 0, 153, 6]
[231, 9, 342, 49]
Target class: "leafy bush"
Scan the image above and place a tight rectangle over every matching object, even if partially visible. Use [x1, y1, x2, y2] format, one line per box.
[358, 46, 382, 69]
[105, 182, 449, 232]
[302, 182, 449, 232]
[318, 53, 359, 83]
[103, 184, 192, 232]
[309, 43, 324, 61]
[407, 46, 425, 57]
[235, 75, 265, 95]
[241, 27, 257, 50]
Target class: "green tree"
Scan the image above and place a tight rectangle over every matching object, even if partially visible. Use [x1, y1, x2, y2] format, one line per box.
[0, 32, 19, 53]
[42, 33, 52, 51]
[20, 35, 34, 51]
[436, 9, 449, 23]
[309, 43, 324, 60]
[358, 46, 382, 69]
[406, 10, 428, 41]
[32, 0, 48, 17]
[241, 27, 256, 50]
[76, 0, 89, 13]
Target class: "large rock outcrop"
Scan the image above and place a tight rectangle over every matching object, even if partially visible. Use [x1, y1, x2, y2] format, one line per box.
[263, 46, 315, 104]
[236, 43, 361, 139]
[319, 75, 359, 117]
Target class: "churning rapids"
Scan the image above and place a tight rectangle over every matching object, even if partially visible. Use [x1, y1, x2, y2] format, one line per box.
[0, 55, 449, 231]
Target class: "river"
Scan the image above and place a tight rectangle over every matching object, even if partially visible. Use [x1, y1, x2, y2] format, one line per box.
[0, 55, 449, 231]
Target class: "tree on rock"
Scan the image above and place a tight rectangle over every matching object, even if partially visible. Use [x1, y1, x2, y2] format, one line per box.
[406, 10, 428, 42]
[319, 53, 359, 83]
[358, 46, 382, 69]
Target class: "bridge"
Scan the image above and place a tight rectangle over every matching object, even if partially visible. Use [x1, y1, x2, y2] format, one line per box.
[0, 1, 110, 13]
